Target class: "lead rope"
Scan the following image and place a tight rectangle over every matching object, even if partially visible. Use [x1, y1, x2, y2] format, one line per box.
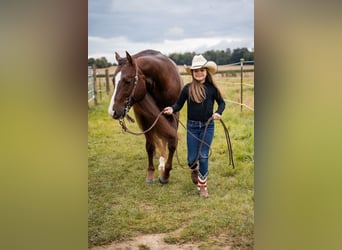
[176, 116, 235, 169]
[118, 111, 234, 168]
[218, 118, 235, 168]
[119, 111, 164, 135]
[118, 111, 184, 168]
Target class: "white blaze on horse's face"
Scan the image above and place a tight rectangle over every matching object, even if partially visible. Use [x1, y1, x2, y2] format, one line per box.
[108, 71, 122, 117]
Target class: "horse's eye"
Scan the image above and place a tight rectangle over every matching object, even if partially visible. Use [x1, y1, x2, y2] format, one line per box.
[123, 79, 132, 84]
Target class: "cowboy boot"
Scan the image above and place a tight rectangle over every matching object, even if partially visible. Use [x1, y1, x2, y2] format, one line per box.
[190, 161, 199, 184]
[197, 177, 209, 198]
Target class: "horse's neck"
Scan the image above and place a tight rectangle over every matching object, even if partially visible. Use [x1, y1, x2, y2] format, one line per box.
[134, 93, 161, 112]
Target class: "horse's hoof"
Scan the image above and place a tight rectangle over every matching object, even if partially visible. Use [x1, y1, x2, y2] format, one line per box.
[145, 178, 155, 184]
[158, 176, 169, 185]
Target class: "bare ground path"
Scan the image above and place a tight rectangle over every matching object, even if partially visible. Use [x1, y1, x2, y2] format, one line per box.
[91, 233, 232, 250]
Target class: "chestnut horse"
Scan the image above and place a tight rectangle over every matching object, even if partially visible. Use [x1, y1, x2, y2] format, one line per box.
[108, 50, 183, 184]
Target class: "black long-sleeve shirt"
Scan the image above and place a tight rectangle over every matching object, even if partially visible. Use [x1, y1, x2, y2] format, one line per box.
[171, 81, 226, 122]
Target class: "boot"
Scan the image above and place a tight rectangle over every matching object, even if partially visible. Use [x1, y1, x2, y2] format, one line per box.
[190, 161, 199, 185]
[197, 178, 209, 198]
[191, 169, 199, 184]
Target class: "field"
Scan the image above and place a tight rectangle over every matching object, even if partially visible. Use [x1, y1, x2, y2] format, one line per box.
[88, 71, 254, 249]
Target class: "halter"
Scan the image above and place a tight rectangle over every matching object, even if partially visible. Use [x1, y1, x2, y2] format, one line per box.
[123, 66, 139, 117]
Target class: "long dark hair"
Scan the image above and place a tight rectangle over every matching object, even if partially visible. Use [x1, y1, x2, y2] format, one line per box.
[189, 69, 223, 103]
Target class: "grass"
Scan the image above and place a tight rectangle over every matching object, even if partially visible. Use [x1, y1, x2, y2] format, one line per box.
[88, 74, 254, 249]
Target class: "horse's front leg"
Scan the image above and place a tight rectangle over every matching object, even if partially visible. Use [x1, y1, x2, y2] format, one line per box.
[158, 138, 167, 171]
[145, 138, 155, 184]
[158, 135, 177, 184]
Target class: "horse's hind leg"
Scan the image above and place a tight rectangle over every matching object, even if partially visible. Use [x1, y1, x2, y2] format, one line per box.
[145, 136, 156, 184]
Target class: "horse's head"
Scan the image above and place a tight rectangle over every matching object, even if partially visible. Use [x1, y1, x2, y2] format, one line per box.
[108, 51, 147, 119]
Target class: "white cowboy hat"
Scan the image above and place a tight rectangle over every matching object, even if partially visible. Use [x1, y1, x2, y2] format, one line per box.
[184, 54, 218, 75]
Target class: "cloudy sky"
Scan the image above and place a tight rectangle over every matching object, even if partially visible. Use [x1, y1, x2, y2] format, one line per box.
[88, 0, 254, 63]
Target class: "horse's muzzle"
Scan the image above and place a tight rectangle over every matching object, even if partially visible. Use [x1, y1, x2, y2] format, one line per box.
[112, 111, 120, 119]
[112, 110, 125, 120]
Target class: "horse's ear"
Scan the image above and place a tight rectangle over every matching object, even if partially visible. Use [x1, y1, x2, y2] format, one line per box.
[126, 51, 134, 65]
[115, 52, 121, 62]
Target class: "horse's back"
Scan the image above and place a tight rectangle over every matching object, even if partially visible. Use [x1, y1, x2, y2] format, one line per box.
[134, 50, 177, 70]
[134, 50, 183, 102]
[133, 49, 161, 58]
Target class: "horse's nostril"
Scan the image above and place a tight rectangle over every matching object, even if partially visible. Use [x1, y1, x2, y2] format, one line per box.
[113, 111, 120, 119]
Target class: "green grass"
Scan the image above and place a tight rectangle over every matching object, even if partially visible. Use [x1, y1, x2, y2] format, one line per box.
[88, 76, 254, 249]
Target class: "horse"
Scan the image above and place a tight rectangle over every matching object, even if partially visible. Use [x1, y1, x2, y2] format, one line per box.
[108, 49, 183, 184]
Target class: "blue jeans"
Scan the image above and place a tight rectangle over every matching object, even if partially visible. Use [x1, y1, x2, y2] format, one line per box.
[187, 119, 214, 180]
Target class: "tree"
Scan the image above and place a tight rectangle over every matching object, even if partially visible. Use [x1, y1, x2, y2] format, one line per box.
[88, 58, 95, 67]
[167, 48, 241, 65]
[88, 57, 112, 68]
[230, 48, 252, 64]
[225, 48, 232, 64]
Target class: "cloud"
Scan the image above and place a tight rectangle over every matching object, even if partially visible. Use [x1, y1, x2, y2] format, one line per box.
[88, 0, 254, 62]
[164, 27, 185, 38]
[88, 35, 253, 63]
[110, 0, 193, 14]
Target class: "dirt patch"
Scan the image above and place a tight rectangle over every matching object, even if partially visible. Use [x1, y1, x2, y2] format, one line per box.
[90, 233, 232, 250]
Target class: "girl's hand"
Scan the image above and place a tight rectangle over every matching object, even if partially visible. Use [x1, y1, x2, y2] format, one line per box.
[212, 113, 221, 120]
[163, 107, 173, 115]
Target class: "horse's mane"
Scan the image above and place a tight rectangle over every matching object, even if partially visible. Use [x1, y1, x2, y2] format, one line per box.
[133, 93, 178, 140]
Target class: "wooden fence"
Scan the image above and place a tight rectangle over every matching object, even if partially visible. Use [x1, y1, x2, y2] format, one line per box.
[88, 66, 96, 105]
[88, 59, 254, 111]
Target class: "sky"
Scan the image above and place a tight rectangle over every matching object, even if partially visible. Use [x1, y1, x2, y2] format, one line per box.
[88, 0, 254, 63]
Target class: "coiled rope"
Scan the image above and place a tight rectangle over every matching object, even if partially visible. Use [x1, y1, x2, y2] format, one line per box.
[118, 111, 235, 168]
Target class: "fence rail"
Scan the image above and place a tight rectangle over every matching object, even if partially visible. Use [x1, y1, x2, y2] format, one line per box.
[88, 59, 254, 111]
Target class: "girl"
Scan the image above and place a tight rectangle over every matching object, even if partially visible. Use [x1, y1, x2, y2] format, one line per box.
[163, 55, 225, 198]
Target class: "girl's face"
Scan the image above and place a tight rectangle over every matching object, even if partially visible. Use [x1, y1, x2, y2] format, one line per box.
[192, 68, 207, 83]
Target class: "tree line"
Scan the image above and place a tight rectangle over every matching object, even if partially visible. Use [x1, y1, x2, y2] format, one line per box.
[88, 47, 254, 69]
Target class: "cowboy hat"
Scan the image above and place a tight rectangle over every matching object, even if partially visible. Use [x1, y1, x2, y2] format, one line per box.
[184, 54, 218, 75]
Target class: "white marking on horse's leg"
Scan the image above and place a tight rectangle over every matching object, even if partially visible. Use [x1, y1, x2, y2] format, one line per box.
[158, 156, 165, 171]
[158, 138, 167, 171]
[107, 71, 121, 116]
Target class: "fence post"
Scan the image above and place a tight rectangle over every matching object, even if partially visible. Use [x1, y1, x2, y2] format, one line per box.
[240, 58, 244, 112]
[99, 78, 102, 102]
[93, 64, 98, 105]
[88, 66, 94, 109]
[105, 69, 110, 95]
